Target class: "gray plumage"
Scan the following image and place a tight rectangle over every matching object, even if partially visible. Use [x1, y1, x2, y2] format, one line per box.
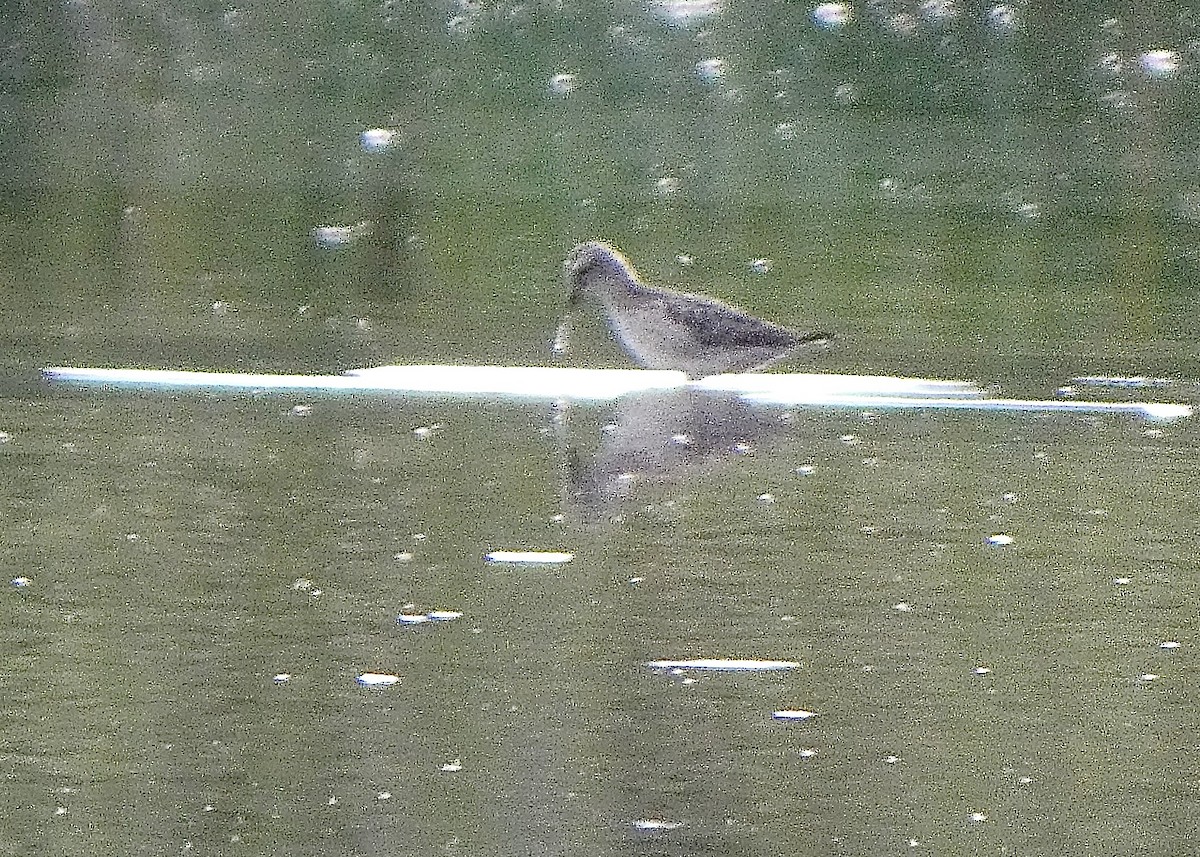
[563, 241, 829, 377]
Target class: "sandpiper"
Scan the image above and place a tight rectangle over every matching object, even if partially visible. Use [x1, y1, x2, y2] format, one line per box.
[563, 241, 830, 377]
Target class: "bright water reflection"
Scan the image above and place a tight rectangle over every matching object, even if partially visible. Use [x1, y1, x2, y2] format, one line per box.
[4, 0, 1200, 854]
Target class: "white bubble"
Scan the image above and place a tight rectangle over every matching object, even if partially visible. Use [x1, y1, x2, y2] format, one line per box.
[289, 404, 313, 417]
[11, 577, 30, 587]
[695, 57, 726, 84]
[750, 258, 773, 274]
[986, 534, 1014, 546]
[356, 672, 400, 687]
[772, 709, 818, 720]
[548, 73, 577, 96]
[1013, 201, 1040, 220]
[1139, 49, 1180, 80]
[633, 819, 685, 831]
[919, 0, 958, 23]
[833, 82, 858, 105]
[648, 0, 721, 27]
[775, 121, 799, 140]
[360, 128, 397, 152]
[985, 4, 1018, 35]
[812, 2, 852, 30]
[1097, 52, 1123, 77]
[655, 176, 681, 197]
[312, 222, 372, 249]
[484, 550, 574, 564]
[446, 14, 474, 35]
[885, 12, 918, 37]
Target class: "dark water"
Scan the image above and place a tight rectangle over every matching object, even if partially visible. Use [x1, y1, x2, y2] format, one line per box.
[3, 1, 1200, 854]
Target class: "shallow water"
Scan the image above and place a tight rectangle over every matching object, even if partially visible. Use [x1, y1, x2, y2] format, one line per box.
[4, 1, 1200, 854]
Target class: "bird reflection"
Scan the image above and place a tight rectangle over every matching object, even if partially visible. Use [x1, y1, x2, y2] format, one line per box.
[563, 387, 784, 520]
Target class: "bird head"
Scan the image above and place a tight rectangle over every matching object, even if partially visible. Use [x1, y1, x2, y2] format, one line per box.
[564, 241, 638, 306]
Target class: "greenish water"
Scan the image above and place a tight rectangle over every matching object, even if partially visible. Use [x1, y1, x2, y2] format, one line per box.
[3, 1, 1200, 855]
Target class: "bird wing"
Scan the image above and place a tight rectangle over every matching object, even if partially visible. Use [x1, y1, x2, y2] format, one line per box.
[658, 292, 798, 349]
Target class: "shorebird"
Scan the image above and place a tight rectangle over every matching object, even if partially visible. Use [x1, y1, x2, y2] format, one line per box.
[563, 241, 830, 377]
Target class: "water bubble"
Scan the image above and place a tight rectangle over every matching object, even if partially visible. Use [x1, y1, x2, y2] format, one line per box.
[484, 550, 575, 564]
[439, 759, 464, 772]
[633, 819, 686, 831]
[986, 533, 1014, 546]
[1099, 89, 1133, 110]
[648, 0, 721, 27]
[675, 253, 694, 266]
[1097, 52, 1123, 77]
[356, 672, 400, 687]
[749, 258, 773, 274]
[919, 0, 958, 23]
[548, 73, 577, 96]
[1139, 49, 1180, 80]
[312, 222, 372, 249]
[11, 577, 30, 587]
[289, 404, 313, 417]
[812, 2, 852, 30]
[1012, 200, 1040, 220]
[446, 14, 474, 35]
[885, 12, 918, 37]
[695, 57, 726, 84]
[647, 658, 799, 671]
[273, 673, 291, 683]
[775, 121, 799, 140]
[893, 602, 913, 612]
[985, 4, 1018, 36]
[795, 464, 816, 476]
[655, 176, 681, 197]
[360, 128, 397, 152]
[1159, 640, 1182, 650]
[833, 82, 858, 105]
[968, 811, 988, 823]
